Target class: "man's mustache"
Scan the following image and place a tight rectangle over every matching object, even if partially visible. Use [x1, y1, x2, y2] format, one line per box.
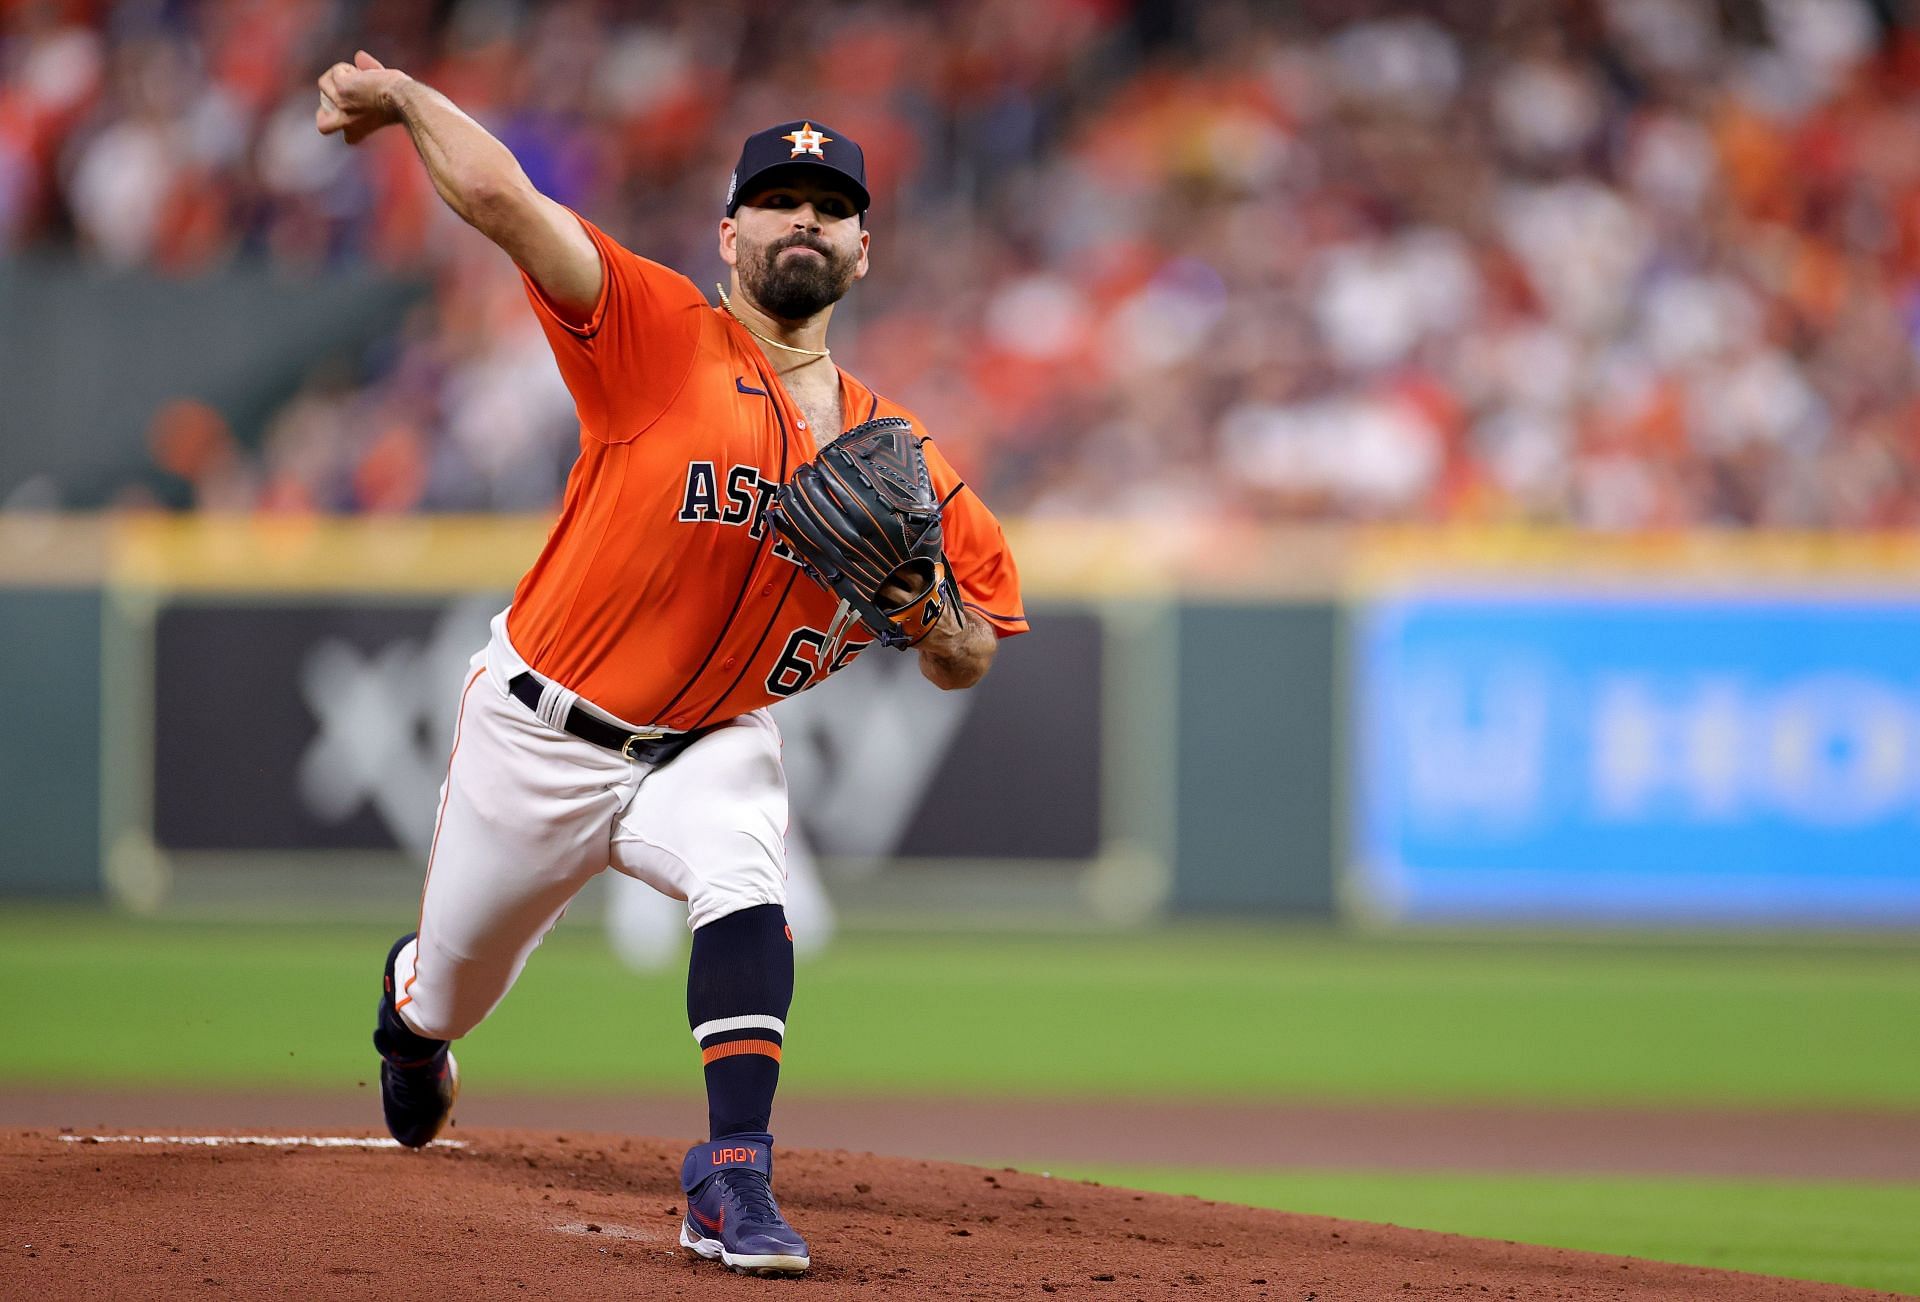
[769, 234, 835, 260]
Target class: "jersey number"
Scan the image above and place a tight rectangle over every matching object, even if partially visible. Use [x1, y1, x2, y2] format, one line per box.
[765, 627, 863, 697]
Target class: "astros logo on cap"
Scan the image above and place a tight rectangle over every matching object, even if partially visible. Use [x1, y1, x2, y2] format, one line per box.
[782, 123, 831, 159]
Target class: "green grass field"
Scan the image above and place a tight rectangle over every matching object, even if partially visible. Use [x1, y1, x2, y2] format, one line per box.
[1048, 1168, 1920, 1295]
[8, 910, 1917, 1103]
[4, 908, 1917, 1293]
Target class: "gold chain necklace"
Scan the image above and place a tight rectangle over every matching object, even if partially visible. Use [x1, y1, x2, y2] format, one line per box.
[715, 284, 831, 359]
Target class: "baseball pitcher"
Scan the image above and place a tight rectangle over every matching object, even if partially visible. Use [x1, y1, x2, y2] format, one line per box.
[317, 50, 1028, 1277]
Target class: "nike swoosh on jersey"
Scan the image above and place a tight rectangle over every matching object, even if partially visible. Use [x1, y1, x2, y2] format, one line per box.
[736, 377, 769, 397]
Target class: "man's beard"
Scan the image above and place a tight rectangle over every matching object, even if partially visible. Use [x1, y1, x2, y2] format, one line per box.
[741, 232, 858, 322]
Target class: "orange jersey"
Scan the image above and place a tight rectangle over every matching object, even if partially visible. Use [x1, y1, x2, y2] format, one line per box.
[505, 214, 1028, 730]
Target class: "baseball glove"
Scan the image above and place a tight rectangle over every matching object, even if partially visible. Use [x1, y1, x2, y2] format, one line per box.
[769, 417, 963, 650]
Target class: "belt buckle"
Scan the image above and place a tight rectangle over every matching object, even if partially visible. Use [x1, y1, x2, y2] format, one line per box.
[620, 727, 668, 759]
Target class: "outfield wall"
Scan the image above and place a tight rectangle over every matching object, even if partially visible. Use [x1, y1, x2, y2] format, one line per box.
[4, 517, 1918, 927]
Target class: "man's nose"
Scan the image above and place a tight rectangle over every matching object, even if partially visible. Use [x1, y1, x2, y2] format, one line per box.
[789, 205, 822, 231]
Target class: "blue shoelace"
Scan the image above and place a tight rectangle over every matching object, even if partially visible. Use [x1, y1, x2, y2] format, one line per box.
[717, 1168, 783, 1227]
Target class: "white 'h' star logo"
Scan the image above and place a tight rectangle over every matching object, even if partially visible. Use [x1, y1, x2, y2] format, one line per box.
[782, 123, 831, 158]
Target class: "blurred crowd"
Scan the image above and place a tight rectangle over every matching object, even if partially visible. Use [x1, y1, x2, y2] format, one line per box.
[7, 0, 1920, 527]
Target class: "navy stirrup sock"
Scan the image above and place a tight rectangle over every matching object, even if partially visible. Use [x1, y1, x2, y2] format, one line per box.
[687, 903, 794, 1141]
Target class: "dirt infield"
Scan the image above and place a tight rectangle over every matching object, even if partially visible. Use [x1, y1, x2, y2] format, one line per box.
[2, 1128, 1906, 1301]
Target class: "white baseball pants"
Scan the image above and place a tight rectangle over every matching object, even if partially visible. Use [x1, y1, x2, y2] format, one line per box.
[390, 613, 789, 1042]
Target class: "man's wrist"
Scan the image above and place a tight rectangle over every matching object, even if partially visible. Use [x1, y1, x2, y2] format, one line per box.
[917, 602, 968, 656]
[382, 75, 418, 123]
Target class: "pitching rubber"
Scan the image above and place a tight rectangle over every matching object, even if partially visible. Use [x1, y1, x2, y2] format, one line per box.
[678, 1222, 810, 1277]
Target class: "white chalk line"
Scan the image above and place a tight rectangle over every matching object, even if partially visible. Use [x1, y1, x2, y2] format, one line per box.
[58, 1135, 466, 1149]
[554, 1221, 662, 1244]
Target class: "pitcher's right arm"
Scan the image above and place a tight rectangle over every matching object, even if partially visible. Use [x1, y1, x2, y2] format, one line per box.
[317, 51, 601, 320]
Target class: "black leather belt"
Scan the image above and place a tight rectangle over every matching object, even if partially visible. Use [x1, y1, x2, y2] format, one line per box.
[507, 672, 713, 766]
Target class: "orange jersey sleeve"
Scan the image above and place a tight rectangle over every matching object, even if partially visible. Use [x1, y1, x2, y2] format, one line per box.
[519, 212, 708, 444]
[923, 439, 1029, 638]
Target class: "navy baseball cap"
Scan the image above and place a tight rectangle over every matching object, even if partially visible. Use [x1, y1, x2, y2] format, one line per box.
[725, 120, 869, 217]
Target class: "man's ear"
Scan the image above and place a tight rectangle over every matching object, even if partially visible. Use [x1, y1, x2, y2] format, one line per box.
[854, 228, 870, 281]
[718, 218, 738, 268]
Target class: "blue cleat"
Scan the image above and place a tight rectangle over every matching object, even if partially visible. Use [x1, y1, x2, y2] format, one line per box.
[373, 932, 458, 1148]
[679, 1133, 810, 1276]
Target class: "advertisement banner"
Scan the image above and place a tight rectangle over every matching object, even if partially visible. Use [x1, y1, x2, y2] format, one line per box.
[1355, 593, 1920, 923]
[152, 598, 1101, 866]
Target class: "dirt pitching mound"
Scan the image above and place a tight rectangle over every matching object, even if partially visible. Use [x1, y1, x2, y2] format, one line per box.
[2, 1129, 1896, 1300]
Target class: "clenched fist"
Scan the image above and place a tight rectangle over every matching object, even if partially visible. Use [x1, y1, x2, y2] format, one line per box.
[316, 50, 409, 144]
